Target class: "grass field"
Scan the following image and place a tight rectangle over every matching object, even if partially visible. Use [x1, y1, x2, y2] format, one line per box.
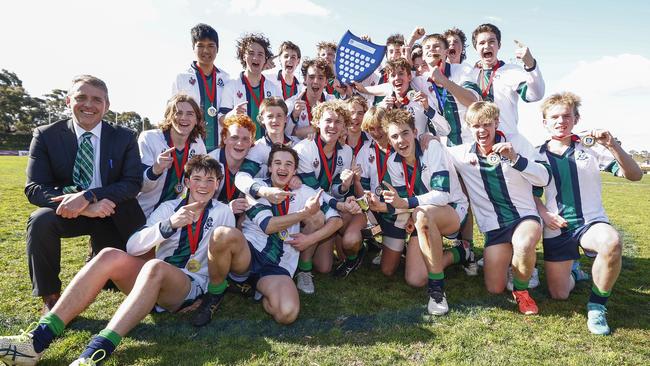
[1, 156, 649, 366]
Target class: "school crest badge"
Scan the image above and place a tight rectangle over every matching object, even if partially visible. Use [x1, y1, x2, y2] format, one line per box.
[313, 159, 320, 168]
[337, 156, 344, 166]
[368, 154, 375, 163]
[335, 30, 386, 85]
[217, 78, 224, 87]
[237, 91, 243, 99]
[189, 77, 196, 85]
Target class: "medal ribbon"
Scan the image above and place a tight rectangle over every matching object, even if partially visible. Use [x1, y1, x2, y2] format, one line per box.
[280, 71, 297, 99]
[196, 63, 217, 108]
[304, 92, 325, 122]
[353, 134, 364, 157]
[401, 157, 418, 198]
[276, 186, 291, 216]
[316, 135, 337, 187]
[223, 159, 237, 201]
[476, 130, 506, 156]
[166, 134, 190, 184]
[480, 62, 500, 98]
[243, 74, 265, 108]
[431, 61, 448, 112]
[375, 143, 391, 183]
[187, 209, 205, 255]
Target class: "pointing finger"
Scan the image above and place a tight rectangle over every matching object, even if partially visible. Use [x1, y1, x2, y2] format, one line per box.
[514, 40, 525, 48]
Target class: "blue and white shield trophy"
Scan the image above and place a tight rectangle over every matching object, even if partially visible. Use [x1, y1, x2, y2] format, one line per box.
[335, 31, 386, 85]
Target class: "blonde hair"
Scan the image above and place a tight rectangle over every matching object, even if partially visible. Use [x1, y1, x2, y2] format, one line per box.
[361, 106, 387, 132]
[541, 92, 582, 119]
[311, 100, 351, 128]
[465, 101, 500, 126]
[160, 94, 206, 142]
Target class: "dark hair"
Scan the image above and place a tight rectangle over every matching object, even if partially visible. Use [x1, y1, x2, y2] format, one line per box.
[278, 41, 301, 59]
[236, 33, 273, 68]
[267, 144, 300, 172]
[301, 57, 335, 80]
[191, 23, 219, 49]
[472, 23, 501, 49]
[185, 154, 223, 181]
[443, 27, 467, 62]
[384, 58, 411, 76]
[422, 33, 449, 50]
[386, 34, 405, 47]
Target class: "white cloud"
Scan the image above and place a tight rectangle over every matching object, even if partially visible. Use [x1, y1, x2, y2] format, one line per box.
[519, 54, 650, 151]
[224, 0, 330, 17]
[484, 15, 503, 22]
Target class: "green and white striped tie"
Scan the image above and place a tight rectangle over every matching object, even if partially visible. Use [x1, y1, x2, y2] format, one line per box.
[64, 132, 94, 193]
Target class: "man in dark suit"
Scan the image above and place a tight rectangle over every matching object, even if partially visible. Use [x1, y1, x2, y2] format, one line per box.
[24, 75, 145, 312]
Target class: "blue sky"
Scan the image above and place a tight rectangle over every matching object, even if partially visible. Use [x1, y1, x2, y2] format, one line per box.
[2, 0, 649, 149]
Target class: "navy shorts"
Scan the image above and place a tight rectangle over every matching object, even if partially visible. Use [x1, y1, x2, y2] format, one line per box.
[247, 241, 291, 278]
[484, 215, 541, 247]
[542, 221, 610, 262]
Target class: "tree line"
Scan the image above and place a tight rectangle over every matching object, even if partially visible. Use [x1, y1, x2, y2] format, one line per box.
[0, 69, 152, 134]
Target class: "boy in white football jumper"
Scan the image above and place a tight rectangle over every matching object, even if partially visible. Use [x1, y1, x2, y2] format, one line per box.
[369, 108, 469, 315]
[463, 23, 545, 138]
[235, 97, 300, 203]
[448, 102, 550, 315]
[171, 23, 229, 152]
[191, 145, 343, 326]
[293, 100, 363, 293]
[0, 156, 234, 365]
[285, 58, 336, 138]
[220, 33, 282, 141]
[533, 92, 642, 334]
[137, 94, 206, 217]
[264, 41, 303, 100]
[443, 27, 468, 66]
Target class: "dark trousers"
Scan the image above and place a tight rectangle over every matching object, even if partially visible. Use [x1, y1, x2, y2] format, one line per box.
[26, 207, 126, 296]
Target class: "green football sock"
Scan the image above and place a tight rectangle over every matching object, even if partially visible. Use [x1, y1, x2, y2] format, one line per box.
[39, 312, 64, 337]
[513, 277, 529, 291]
[208, 280, 228, 295]
[298, 260, 313, 272]
[98, 328, 122, 348]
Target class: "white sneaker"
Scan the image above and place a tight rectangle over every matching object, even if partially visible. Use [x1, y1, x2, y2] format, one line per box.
[0, 323, 43, 366]
[427, 289, 449, 315]
[506, 267, 540, 291]
[69, 349, 106, 366]
[295, 271, 315, 294]
[372, 250, 382, 265]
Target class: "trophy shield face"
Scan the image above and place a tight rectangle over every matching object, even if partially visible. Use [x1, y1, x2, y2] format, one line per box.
[335, 30, 386, 86]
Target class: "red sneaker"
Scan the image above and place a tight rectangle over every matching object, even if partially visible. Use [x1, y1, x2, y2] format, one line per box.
[512, 290, 539, 315]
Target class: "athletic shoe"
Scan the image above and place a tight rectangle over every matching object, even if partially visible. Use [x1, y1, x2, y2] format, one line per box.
[69, 349, 106, 366]
[506, 267, 540, 291]
[587, 303, 611, 335]
[0, 323, 43, 366]
[453, 240, 478, 276]
[226, 276, 256, 297]
[191, 293, 224, 327]
[333, 244, 367, 278]
[295, 271, 315, 294]
[372, 250, 382, 265]
[427, 287, 449, 315]
[512, 290, 539, 315]
[571, 261, 590, 282]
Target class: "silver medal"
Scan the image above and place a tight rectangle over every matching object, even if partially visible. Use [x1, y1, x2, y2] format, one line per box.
[207, 106, 217, 117]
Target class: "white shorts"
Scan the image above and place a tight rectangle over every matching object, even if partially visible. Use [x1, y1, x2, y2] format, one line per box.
[153, 274, 205, 313]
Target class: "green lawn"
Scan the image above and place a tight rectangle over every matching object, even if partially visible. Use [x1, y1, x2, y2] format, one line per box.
[1, 156, 649, 365]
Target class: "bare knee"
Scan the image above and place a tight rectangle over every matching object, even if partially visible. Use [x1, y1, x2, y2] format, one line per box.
[404, 271, 427, 288]
[274, 301, 299, 325]
[210, 226, 240, 252]
[549, 287, 570, 300]
[139, 259, 167, 284]
[600, 234, 622, 258]
[486, 282, 506, 294]
[314, 261, 331, 274]
[93, 247, 128, 266]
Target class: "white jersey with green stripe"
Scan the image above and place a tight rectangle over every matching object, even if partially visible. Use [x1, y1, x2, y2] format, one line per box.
[416, 62, 478, 146]
[243, 180, 340, 276]
[358, 139, 392, 195]
[136, 130, 206, 218]
[284, 92, 335, 136]
[235, 134, 299, 196]
[294, 137, 353, 209]
[385, 140, 468, 210]
[448, 133, 550, 232]
[264, 69, 304, 100]
[126, 198, 236, 293]
[463, 61, 545, 137]
[219, 72, 282, 140]
[171, 64, 230, 111]
[535, 140, 621, 239]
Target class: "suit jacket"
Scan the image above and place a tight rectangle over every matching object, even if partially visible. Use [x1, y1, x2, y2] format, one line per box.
[25, 119, 146, 242]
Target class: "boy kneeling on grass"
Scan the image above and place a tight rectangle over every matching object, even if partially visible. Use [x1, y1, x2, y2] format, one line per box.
[191, 144, 342, 326]
[1, 155, 234, 366]
[533, 92, 642, 335]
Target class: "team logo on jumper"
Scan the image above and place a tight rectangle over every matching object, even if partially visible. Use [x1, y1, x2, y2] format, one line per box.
[189, 77, 196, 85]
[217, 78, 224, 87]
[407, 106, 415, 116]
[335, 30, 386, 85]
[337, 156, 344, 166]
[368, 154, 375, 163]
[189, 149, 196, 158]
[421, 163, 427, 171]
[237, 91, 243, 99]
[204, 217, 214, 230]
[313, 159, 320, 168]
[266, 91, 272, 97]
[429, 85, 434, 92]
[576, 150, 590, 161]
[301, 112, 307, 121]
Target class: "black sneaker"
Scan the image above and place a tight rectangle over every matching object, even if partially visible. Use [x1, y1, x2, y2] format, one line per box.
[191, 293, 224, 327]
[226, 276, 257, 297]
[333, 244, 367, 278]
